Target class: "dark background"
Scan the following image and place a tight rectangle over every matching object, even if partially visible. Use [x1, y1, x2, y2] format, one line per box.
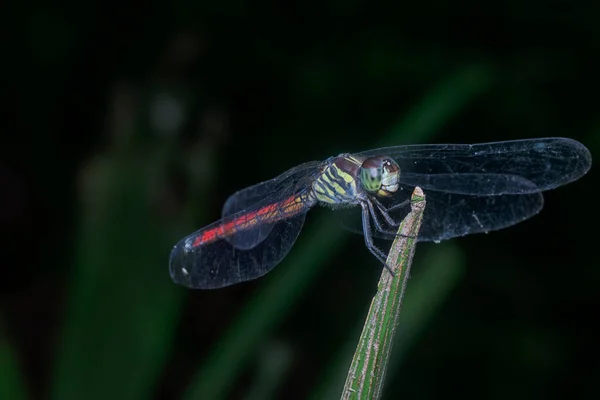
[2, 2, 599, 400]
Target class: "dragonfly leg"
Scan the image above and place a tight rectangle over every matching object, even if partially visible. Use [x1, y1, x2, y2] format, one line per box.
[361, 202, 396, 276]
[367, 198, 412, 238]
[369, 198, 420, 243]
[366, 199, 392, 233]
[373, 197, 410, 227]
[386, 198, 411, 212]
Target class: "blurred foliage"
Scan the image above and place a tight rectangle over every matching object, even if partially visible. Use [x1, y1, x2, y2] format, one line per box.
[0, 327, 27, 400]
[2, 2, 599, 400]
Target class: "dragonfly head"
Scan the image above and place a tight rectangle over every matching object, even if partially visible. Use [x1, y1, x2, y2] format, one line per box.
[359, 156, 400, 197]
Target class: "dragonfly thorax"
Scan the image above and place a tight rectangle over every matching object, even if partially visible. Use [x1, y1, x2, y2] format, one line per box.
[311, 155, 400, 205]
[312, 156, 361, 205]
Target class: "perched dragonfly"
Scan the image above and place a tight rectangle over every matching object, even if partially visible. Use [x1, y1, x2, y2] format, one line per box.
[170, 137, 591, 289]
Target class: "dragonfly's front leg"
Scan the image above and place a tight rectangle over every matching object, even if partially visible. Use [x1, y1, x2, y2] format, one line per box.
[365, 199, 392, 233]
[372, 197, 410, 227]
[369, 197, 419, 242]
[360, 201, 396, 276]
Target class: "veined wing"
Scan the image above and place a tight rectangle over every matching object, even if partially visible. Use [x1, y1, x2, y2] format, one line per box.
[343, 137, 590, 242]
[222, 161, 322, 249]
[170, 161, 321, 289]
[356, 137, 591, 195]
[338, 189, 544, 243]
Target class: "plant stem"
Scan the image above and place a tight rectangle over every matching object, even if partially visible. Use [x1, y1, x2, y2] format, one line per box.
[342, 187, 426, 400]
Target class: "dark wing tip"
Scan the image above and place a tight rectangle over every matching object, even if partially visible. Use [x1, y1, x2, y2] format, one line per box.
[169, 240, 195, 288]
[169, 238, 234, 290]
[549, 137, 592, 184]
[569, 138, 592, 174]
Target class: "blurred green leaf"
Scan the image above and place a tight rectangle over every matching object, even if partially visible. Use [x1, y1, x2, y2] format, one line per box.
[244, 341, 293, 400]
[51, 147, 185, 400]
[0, 328, 27, 400]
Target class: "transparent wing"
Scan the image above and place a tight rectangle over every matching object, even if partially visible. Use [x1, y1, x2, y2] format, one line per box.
[341, 137, 590, 242]
[338, 191, 544, 242]
[170, 212, 308, 289]
[417, 191, 544, 241]
[221, 161, 322, 249]
[223, 161, 323, 216]
[356, 137, 591, 195]
[170, 161, 321, 289]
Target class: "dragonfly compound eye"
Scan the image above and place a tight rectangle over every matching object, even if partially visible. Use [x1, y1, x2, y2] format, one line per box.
[360, 157, 386, 193]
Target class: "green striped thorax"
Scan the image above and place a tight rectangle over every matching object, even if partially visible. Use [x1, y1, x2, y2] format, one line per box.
[359, 156, 401, 197]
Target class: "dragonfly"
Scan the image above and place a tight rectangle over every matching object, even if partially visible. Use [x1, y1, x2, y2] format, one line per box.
[169, 137, 591, 290]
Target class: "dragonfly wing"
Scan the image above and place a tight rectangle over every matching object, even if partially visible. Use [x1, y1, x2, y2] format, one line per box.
[170, 161, 321, 289]
[416, 191, 544, 241]
[221, 161, 322, 250]
[223, 160, 322, 216]
[356, 137, 591, 195]
[341, 137, 588, 243]
[337, 189, 544, 242]
[170, 211, 307, 289]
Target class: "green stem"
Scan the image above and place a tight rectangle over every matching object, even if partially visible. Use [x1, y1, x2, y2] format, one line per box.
[342, 187, 426, 400]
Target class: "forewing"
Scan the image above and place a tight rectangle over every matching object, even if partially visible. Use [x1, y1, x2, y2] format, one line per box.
[169, 161, 321, 289]
[340, 137, 588, 242]
[170, 211, 307, 289]
[356, 137, 591, 195]
[223, 161, 322, 216]
[222, 161, 321, 249]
